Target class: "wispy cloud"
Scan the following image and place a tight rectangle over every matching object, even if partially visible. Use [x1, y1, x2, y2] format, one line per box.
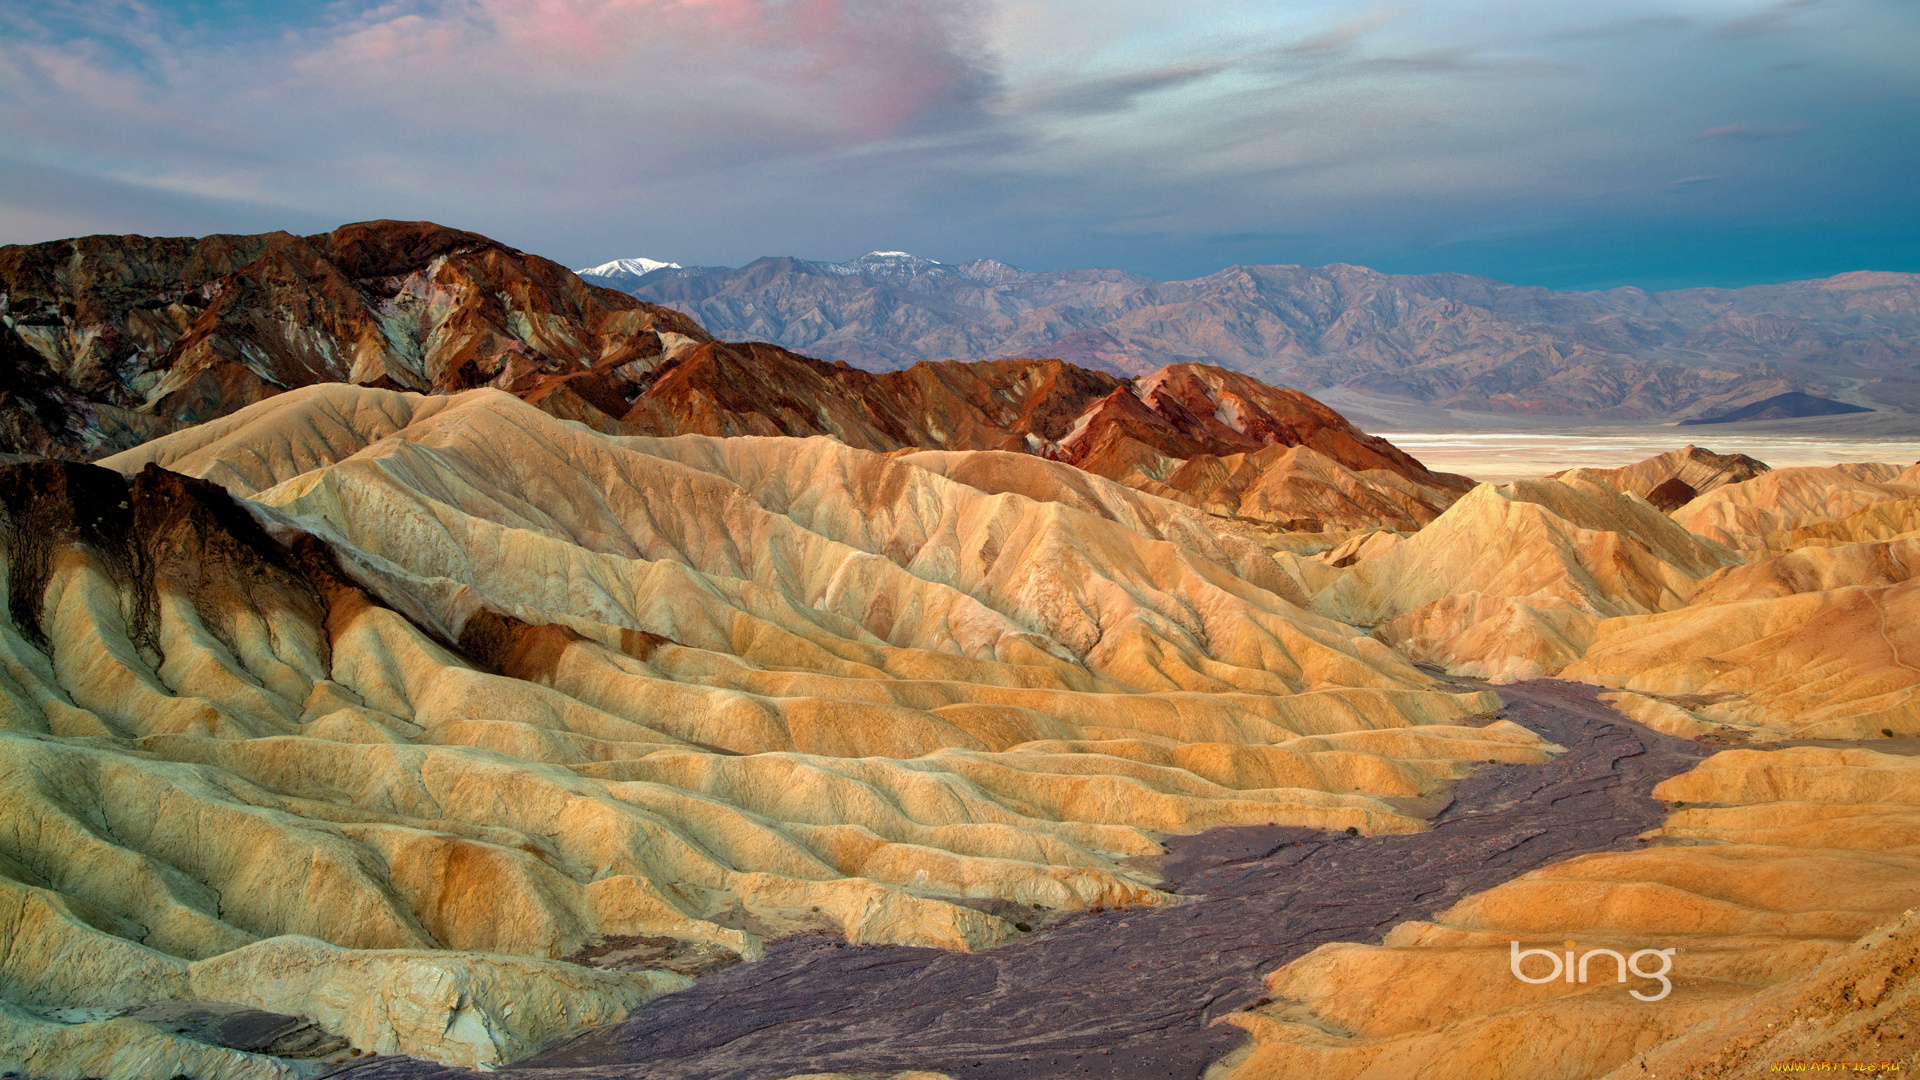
[0, 0, 1915, 289]
[1285, 9, 1398, 55]
[1713, 0, 1823, 39]
[1697, 122, 1808, 140]
[1011, 58, 1232, 116]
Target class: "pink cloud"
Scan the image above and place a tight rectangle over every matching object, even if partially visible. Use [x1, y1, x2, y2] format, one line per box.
[1697, 122, 1806, 140]
[297, 0, 993, 143]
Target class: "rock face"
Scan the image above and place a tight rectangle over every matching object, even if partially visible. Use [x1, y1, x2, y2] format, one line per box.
[1315, 472, 1744, 682]
[0, 221, 709, 459]
[607, 255, 1920, 421]
[622, 348, 1469, 528]
[0, 387, 1540, 1070]
[1303, 450, 1920, 722]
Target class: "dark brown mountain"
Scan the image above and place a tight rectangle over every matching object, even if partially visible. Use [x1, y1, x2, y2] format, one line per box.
[0, 221, 709, 458]
[604, 256, 1920, 424]
[1680, 390, 1873, 425]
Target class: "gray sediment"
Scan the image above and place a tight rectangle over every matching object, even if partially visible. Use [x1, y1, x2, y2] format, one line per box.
[345, 679, 1710, 1080]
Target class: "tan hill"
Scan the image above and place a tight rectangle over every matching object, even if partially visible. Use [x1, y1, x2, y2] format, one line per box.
[1552, 443, 1769, 511]
[1311, 472, 1742, 681]
[610, 256, 1920, 423]
[1673, 461, 1920, 552]
[1564, 557, 1920, 739]
[1214, 746, 1920, 1080]
[0, 387, 1542, 1066]
[1316, 451, 1920, 700]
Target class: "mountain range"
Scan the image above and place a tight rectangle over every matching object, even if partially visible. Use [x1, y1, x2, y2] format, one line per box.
[0, 222, 1470, 530]
[586, 252, 1920, 427]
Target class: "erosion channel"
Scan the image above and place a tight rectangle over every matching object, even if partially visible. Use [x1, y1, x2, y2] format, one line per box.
[347, 679, 1710, 1080]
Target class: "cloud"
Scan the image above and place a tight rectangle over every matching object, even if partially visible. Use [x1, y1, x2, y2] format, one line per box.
[1713, 0, 1823, 39]
[1012, 58, 1232, 116]
[1354, 47, 1577, 77]
[0, 0, 1915, 290]
[1697, 123, 1808, 140]
[1548, 15, 1693, 43]
[1285, 9, 1398, 55]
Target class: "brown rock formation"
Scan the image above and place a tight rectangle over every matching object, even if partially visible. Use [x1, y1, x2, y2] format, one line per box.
[1554, 444, 1770, 509]
[0, 221, 708, 458]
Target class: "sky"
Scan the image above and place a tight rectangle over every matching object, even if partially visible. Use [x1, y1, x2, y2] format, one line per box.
[1, 0, 1916, 289]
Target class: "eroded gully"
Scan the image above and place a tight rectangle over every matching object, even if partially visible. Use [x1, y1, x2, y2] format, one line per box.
[351, 679, 1710, 1080]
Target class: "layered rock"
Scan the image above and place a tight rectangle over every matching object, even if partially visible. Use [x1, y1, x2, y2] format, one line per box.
[1310, 452, 1920, 697]
[0, 221, 708, 459]
[1, 223, 1467, 532]
[621, 348, 1467, 529]
[1673, 462, 1920, 553]
[1312, 473, 1742, 681]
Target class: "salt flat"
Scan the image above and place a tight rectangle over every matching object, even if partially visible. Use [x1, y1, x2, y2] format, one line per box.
[1383, 432, 1920, 484]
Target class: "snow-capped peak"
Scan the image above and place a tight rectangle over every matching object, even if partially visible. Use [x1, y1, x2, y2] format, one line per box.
[822, 250, 954, 278]
[575, 257, 682, 279]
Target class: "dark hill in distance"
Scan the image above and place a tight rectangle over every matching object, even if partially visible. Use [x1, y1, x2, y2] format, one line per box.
[1680, 390, 1873, 425]
[595, 254, 1920, 428]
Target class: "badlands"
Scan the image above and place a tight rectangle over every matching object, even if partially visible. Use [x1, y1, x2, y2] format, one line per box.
[0, 222, 1916, 1080]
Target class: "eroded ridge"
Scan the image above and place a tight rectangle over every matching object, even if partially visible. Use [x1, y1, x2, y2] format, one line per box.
[352, 680, 1707, 1080]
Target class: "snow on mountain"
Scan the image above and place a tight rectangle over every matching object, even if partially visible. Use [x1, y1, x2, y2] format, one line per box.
[577, 257, 682, 277]
[574, 257, 685, 289]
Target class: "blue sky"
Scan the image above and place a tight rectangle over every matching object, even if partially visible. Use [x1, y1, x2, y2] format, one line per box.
[1, 0, 1915, 288]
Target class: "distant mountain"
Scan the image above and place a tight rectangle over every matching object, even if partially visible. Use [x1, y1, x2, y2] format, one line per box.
[584, 255, 1920, 425]
[573, 256, 683, 291]
[1681, 390, 1874, 425]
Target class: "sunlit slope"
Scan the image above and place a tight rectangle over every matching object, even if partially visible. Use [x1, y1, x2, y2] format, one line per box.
[0, 386, 1537, 1066]
[1301, 452, 1920, 735]
[1212, 746, 1920, 1080]
[1310, 473, 1742, 682]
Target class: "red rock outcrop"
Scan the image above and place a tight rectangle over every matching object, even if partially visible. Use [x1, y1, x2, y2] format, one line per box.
[0, 221, 708, 457]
